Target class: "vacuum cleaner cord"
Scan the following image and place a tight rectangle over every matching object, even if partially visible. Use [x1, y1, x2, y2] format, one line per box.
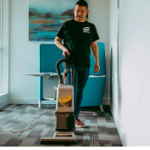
[0, 113, 55, 133]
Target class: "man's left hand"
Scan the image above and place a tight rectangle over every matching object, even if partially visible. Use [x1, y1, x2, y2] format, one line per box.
[94, 63, 100, 73]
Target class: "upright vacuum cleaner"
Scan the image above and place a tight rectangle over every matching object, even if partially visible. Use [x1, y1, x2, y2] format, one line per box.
[41, 54, 77, 143]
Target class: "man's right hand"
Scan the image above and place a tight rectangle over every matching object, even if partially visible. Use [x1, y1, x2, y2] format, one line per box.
[63, 49, 70, 56]
[55, 36, 70, 56]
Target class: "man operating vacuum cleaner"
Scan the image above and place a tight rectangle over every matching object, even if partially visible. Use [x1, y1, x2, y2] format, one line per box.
[55, 0, 100, 128]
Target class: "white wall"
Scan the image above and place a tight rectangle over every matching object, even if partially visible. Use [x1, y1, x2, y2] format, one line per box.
[9, 0, 55, 104]
[110, 0, 150, 146]
[9, 0, 110, 104]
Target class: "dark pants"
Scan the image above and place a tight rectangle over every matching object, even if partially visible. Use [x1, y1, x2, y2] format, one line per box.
[67, 67, 90, 119]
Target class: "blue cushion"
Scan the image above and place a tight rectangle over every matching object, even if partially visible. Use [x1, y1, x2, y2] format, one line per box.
[39, 44, 63, 72]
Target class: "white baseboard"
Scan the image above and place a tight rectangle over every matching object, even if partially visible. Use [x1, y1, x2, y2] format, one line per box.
[10, 98, 110, 105]
[10, 98, 38, 104]
[0, 93, 9, 109]
[110, 105, 125, 146]
[9, 98, 56, 105]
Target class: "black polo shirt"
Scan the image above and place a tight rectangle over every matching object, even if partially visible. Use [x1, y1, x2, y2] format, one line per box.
[56, 19, 100, 67]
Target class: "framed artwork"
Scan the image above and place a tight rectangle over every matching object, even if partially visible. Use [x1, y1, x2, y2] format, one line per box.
[29, 0, 89, 41]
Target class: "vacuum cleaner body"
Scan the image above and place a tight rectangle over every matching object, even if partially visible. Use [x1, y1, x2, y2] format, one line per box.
[41, 54, 76, 143]
[56, 84, 75, 131]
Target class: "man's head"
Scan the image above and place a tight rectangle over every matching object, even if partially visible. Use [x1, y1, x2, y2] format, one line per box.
[73, 0, 89, 22]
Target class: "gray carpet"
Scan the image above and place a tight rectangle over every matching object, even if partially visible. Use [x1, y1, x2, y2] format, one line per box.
[0, 104, 122, 146]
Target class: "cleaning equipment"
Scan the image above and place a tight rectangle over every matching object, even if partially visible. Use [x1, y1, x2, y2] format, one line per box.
[40, 54, 77, 143]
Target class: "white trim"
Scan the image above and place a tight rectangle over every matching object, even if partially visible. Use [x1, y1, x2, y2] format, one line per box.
[0, 0, 3, 93]
[0, 93, 9, 109]
[0, 92, 6, 96]
[9, 98, 38, 104]
[0, 0, 9, 107]
[0, 0, 3, 49]
[9, 98, 56, 105]
[1, 0, 9, 94]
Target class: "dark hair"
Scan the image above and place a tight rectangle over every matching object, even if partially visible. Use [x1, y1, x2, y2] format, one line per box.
[75, 0, 88, 9]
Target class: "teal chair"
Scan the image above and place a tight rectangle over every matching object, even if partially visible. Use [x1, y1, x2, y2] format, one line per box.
[39, 42, 106, 109]
[81, 42, 107, 108]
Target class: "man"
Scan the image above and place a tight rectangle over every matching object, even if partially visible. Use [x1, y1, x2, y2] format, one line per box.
[55, 0, 100, 127]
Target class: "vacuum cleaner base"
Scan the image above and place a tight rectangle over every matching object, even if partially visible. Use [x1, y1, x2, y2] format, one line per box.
[40, 131, 77, 144]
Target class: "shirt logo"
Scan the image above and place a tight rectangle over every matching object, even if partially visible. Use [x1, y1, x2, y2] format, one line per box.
[83, 27, 90, 33]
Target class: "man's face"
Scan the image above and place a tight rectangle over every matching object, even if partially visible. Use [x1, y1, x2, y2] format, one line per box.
[73, 5, 89, 22]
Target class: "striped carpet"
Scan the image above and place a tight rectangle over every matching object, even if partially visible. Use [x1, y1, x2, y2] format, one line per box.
[0, 104, 122, 146]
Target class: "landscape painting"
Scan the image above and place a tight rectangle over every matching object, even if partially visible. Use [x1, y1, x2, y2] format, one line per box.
[29, 0, 89, 41]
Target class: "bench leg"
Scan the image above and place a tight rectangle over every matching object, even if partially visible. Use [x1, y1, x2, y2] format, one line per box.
[38, 101, 42, 108]
[100, 105, 104, 112]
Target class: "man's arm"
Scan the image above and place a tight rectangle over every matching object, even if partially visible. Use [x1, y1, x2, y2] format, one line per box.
[90, 41, 100, 73]
[54, 36, 70, 56]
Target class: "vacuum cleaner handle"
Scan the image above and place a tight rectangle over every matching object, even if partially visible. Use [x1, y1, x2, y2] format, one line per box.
[56, 55, 75, 85]
[65, 53, 68, 59]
